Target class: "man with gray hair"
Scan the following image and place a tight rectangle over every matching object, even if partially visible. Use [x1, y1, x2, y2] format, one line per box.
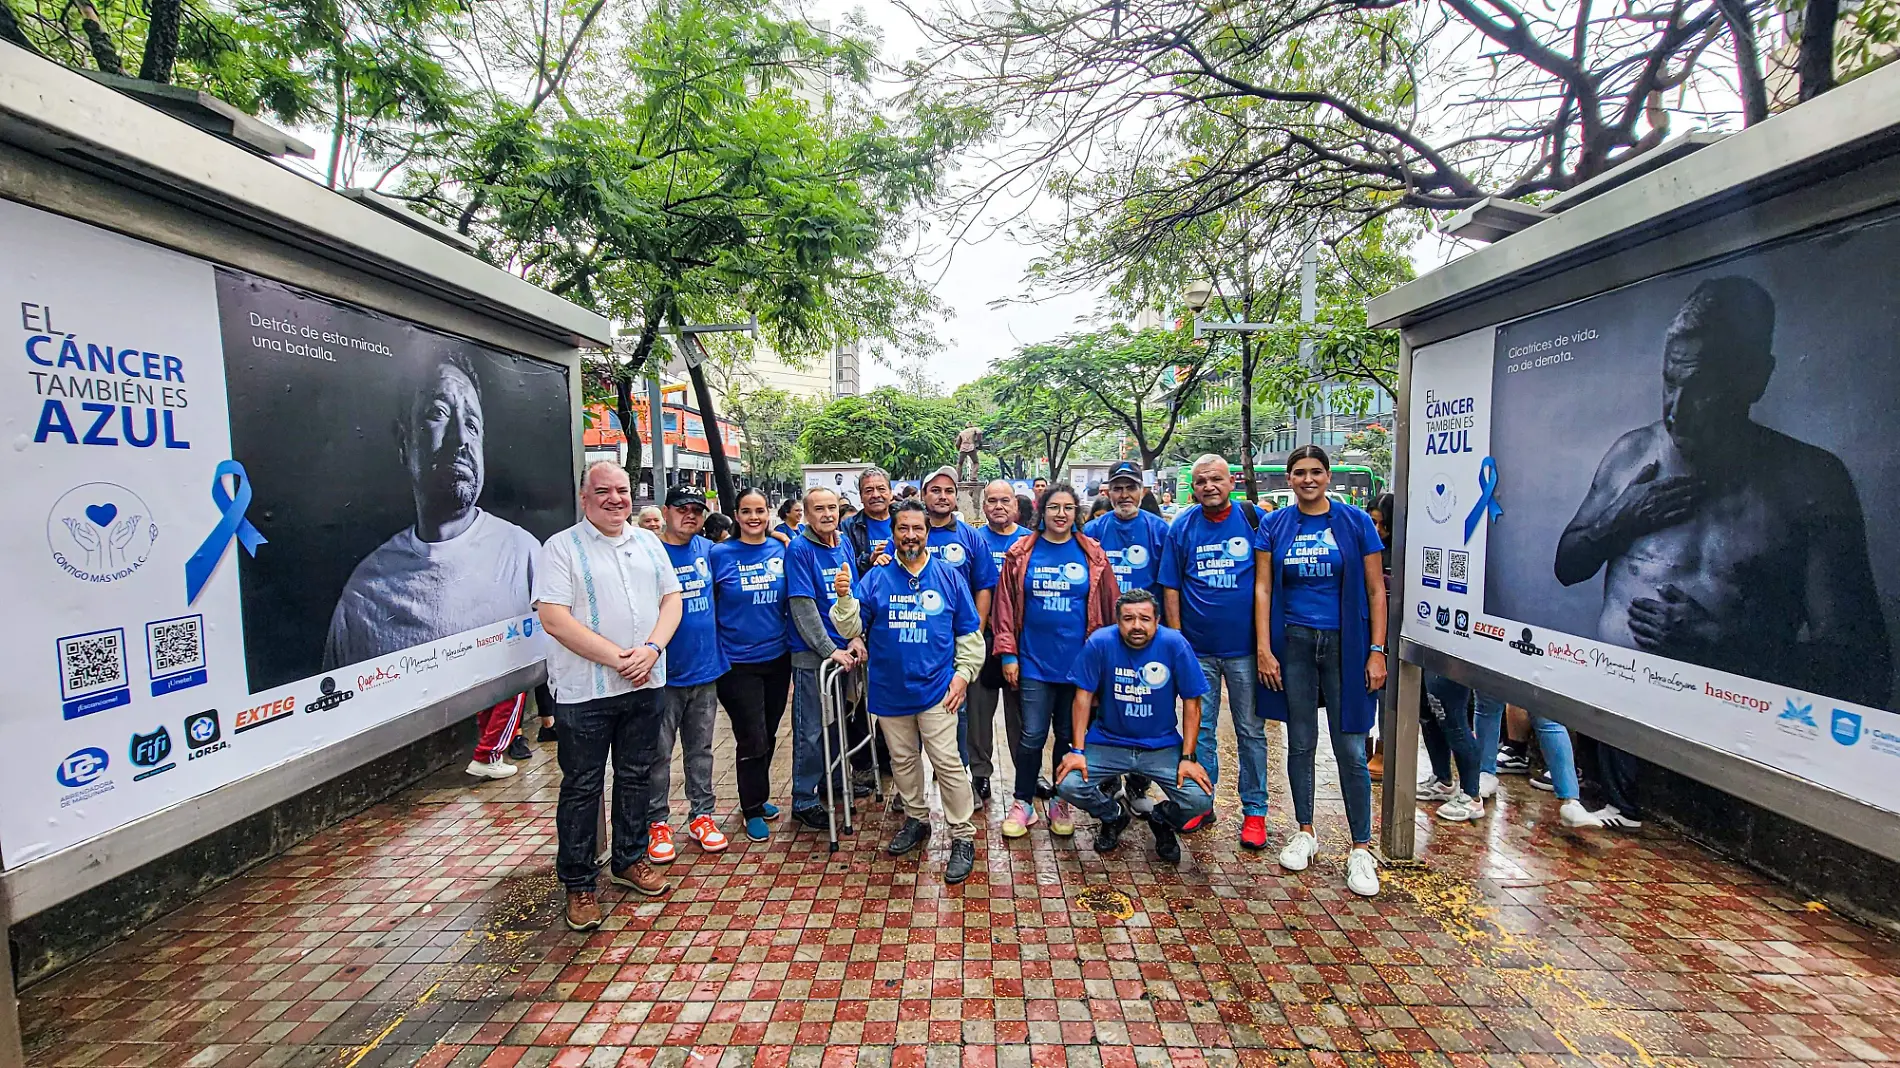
[782, 485, 866, 833]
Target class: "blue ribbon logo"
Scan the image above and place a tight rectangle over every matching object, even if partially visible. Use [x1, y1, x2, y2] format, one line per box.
[1463, 456, 1502, 543]
[185, 460, 267, 604]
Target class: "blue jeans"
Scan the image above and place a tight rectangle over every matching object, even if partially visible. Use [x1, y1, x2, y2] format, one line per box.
[1475, 692, 1504, 776]
[1058, 744, 1212, 830]
[1282, 625, 1373, 844]
[1422, 673, 1484, 799]
[552, 690, 665, 889]
[1194, 654, 1269, 816]
[790, 666, 845, 813]
[1533, 715, 1581, 800]
[1015, 678, 1076, 802]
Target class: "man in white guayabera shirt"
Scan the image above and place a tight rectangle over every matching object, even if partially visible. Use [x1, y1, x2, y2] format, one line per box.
[322, 349, 541, 670]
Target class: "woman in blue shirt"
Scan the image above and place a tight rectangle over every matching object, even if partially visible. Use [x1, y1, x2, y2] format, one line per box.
[711, 488, 792, 843]
[1252, 446, 1389, 897]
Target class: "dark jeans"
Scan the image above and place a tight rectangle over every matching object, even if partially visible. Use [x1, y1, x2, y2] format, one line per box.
[1282, 624, 1373, 845]
[716, 655, 793, 818]
[1577, 735, 1643, 817]
[1421, 673, 1484, 798]
[1015, 678, 1076, 802]
[553, 689, 665, 889]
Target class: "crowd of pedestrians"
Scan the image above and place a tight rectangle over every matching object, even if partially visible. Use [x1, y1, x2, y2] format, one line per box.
[502, 450, 1625, 932]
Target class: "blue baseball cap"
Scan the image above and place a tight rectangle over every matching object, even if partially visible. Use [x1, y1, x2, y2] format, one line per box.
[1105, 461, 1143, 485]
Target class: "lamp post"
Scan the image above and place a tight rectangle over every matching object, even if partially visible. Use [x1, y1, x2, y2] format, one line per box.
[665, 315, 759, 514]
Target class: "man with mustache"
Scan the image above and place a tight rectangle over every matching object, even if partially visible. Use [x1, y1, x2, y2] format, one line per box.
[323, 351, 541, 774]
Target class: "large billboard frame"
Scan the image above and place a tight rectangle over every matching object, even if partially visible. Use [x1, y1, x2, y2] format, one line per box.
[0, 48, 608, 927]
[1368, 61, 1900, 862]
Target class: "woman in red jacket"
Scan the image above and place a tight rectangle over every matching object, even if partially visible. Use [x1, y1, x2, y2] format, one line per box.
[991, 483, 1122, 838]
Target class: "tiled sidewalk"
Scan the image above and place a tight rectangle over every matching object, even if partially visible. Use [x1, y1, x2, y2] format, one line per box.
[20, 712, 1900, 1068]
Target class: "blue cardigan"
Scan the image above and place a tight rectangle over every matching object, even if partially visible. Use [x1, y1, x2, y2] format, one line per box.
[1253, 503, 1384, 733]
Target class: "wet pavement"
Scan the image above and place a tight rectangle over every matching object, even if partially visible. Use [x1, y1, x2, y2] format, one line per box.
[20, 709, 1900, 1068]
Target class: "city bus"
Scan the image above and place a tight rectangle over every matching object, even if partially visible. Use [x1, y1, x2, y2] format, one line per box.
[1174, 463, 1386, 507]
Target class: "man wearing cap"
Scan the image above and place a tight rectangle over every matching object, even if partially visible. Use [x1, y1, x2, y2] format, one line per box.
[922, 466, 1000, 767]
[651, 488, 732, 863]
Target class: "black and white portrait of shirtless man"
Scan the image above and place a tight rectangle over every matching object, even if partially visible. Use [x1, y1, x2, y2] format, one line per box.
[1552, 276, 1891, 709]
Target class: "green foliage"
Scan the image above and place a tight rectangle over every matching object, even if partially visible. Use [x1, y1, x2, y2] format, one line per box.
[799, 388, 964, 479]
[965, 365, 1107, 479]
[1343, 423, 1392, 480]
[988, 325, 1210, 469]
[725, 385, 820, 485]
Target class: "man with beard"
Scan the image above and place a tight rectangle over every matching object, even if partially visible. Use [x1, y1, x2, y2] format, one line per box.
[323, 351, 541, 775]
[1554, 276, 1890, 709]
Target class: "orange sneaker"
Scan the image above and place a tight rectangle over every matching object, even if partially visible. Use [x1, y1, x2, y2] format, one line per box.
[688, 814, 730, 854]
[647, 822, 676, 865]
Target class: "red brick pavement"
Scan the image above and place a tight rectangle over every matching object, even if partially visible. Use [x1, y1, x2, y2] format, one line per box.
[20, 720, 1900, 1068]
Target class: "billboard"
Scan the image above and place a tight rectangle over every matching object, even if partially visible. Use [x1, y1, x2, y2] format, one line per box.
[1404, 206, 1900, 813]
[0, 198, 570, 867]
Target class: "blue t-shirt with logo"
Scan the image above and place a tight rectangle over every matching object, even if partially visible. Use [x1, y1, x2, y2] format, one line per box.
[783, 534, 856, 654]
[663, 536, 728, 686]
[1019, 537, 1091, 682]
[1280, 510, 1345, 630]
[1070, 625, 1209, 750]
[927, 518, 999, 596]
[1084, 510, 1170, 594]
[1158, 504, 1257, 659]
[978, 523, 1031, 576]
[864, 515, 893, 557]
[710, 537, 788, 664]
[852, 559, 981, 717]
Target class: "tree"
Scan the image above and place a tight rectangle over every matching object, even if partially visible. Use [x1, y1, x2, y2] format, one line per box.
[999, 325, 1212, 470]
[799, 388, 965, 479]
[972, 362, 1108, 480]
[725, 386, 819, 486]
[1343, 423, 1393, 480]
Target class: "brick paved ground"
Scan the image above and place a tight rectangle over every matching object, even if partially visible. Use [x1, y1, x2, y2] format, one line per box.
[20, 708, 1900, 1068]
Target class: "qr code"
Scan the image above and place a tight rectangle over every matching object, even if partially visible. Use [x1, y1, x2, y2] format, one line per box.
[147, 615, 205, 676]
[60, 629, 127, 698]
[1448, 551, 1470, 584]
[1421, 547, 1443, 578]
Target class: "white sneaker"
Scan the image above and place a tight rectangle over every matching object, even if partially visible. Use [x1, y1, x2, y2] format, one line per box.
[1278, 830, 1319, 872]
[1479, 772, 1499, 799]
[1416, 779, 1458, 802]
[1436, 794, 1485, 822]
[465, 760, 518, 780]
[1559, 800, 1604, 828]
[1345, 847, 1380, 897]
[1128, 794, 1157, 816]
[1594, 805, 1643, 830]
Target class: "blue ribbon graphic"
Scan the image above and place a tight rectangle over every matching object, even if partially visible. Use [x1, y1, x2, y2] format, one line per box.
[1463, 456, 1502, 543]
[185, 459, 267, 604]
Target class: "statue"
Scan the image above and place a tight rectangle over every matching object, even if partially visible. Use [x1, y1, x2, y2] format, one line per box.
[955, 425, 983, 483]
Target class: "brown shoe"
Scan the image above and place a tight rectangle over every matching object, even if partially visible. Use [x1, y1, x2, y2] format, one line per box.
[565, 890, 603, 931]
[611, 860, 670, 896]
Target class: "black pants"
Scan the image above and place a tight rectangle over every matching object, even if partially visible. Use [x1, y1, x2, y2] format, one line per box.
[716, 655, 793, 818]
[553, 689, 664, 889]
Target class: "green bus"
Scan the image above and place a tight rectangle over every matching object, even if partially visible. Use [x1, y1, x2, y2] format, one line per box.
[1175, 463, 1387, 506]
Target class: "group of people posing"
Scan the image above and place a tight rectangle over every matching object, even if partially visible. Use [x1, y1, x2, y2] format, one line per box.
[518, 448, 1563, 932]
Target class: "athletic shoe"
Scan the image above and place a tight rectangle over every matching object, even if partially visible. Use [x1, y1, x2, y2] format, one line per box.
[1240, 814, 1269, 851]
[1049, 801, 1075, 836]
[1436, 794, 1486, 822]
[1594, 805, 1643, 830]
[1180, 810, 1215, 834]
[1345, 848, 1380, 897]
[1002, 800, 1038, 838]
[1495, 747, 1531, 774]
[1559, 800, 1603, 829]
[1035, 777, 1055, 800]
[565, 890, 603, 931]
[1095, 806, 1132, 853]
[973, 775, 991, 801]
[1479, 772, 1499, 799]
[946, 840, 977, 885]
[505, 737, 533, 762]
[1150, 814, 1181, 864]
[1278, 830, 1319, 872]
[688, 814, 729, 854]
[761, 802, 781, 819]
[647, 823, 676, 864]
[745, 816, 771, 842]
[537, 723, 558, 743]
[1529, 769, 1554, 792]
[791, 807, 829, 832]
[1128, 794, 1157, 816]
[1416, 778, 1457, 802]
[465, 760, 518, 780]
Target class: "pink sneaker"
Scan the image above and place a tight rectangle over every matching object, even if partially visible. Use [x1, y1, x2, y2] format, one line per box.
[1002, 800, 1038, 838]
[1048, 801, 1075, 836]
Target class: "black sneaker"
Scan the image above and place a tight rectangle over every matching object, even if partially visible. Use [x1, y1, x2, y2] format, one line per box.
[1035, 776, 1055, 801]
[887, 817, 931, 856]
[1095, 805, 1132, 854]
[506, 737, 532, 762]
[945, 840, 976, 884]
[1529, 769, 1554, 792]
[1496, 746, 1532, 774]
[1150, 813, 1181, 863]
[973, 776, 991, 801]
[792, 807, 830, 831]
[537, 723, 559, 743]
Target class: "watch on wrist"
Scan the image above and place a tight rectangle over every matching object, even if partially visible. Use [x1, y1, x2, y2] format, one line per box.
[1180, 752, 1197, 763]
[1369, 643, 1387, 654]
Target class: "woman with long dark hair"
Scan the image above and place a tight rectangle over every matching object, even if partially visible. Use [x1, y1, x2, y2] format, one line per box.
[711, 487, 793, 842]
[1252, 446, 1389, 896]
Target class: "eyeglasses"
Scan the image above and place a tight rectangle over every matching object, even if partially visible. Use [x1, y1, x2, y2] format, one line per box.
[1045, 504, 1077, 513]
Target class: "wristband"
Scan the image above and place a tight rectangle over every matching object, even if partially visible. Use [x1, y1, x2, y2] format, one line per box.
[1369, 644, 1386, 654]
[644, 641, 662, 654]
[1069, 746, 1085, 756]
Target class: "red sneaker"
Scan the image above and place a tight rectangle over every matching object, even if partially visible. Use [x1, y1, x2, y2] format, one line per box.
[1180, 810, 1216, 834]
[647, 822, 676, 865]
[1241, 814, 1269, 851]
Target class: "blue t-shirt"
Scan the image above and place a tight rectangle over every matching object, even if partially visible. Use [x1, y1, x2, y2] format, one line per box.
[663, 536, 728, 686]
[710, 537, 789, 664]
[853, 559, 981, 717]
[1019, 537, 1090, 683]
[1158, 504, 1258, 659]
[783, 534, 856, 654]
[978, 523, 1031, 576]
[927, 518, 1000, 596]
[1084, 510, 1171, 594]
[1071, 626, 1209, 750]
[864, 515, 893, 557]
[1280, 510, 1345, 630]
